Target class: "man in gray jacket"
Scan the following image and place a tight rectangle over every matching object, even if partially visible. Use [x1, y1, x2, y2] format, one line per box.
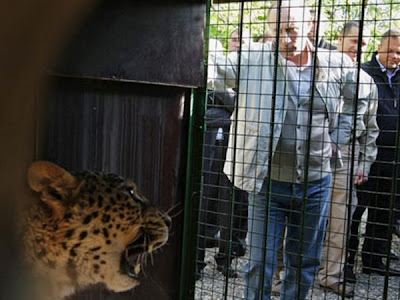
[211, 1, 375, 299]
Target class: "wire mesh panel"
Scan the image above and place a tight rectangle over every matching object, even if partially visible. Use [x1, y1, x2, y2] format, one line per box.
[195, 0, 400, 299]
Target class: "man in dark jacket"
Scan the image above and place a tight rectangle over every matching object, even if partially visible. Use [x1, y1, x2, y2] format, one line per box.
[348, 29, 400, 276]
[196, 88, 248, 279]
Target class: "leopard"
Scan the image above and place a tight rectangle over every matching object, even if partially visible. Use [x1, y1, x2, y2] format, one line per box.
[24, 161, 170, 299]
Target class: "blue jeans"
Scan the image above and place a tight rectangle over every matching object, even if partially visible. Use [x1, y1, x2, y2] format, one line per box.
[244, 175, 332, 300]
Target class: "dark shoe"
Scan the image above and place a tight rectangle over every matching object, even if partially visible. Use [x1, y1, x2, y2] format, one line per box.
[362, 263, 400, 276]
[231, 245, 246, 258]
[390, 249, 400, 261]
[216, 264, 238, 278]
[320, 282, 354, 298]
[344, 265, 357, 284]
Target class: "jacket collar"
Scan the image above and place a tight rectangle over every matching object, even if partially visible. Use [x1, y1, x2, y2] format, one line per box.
[365, 53, 400, 80]
[308, 41, 327, 82]
[376, 54, 400, 75]
[271, 39, 327, 82]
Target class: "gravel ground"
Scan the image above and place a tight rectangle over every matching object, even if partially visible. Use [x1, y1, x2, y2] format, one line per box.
[195, 214, 400, 300]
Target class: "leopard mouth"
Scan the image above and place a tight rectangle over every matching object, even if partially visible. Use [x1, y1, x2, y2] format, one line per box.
[120, 234, 147, 279]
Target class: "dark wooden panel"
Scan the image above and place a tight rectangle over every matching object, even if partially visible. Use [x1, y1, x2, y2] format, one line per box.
[55, 0, 206, 87]
[40, 77, 189, 299]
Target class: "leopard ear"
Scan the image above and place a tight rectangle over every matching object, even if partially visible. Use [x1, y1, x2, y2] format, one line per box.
[28, 161, 80, 219]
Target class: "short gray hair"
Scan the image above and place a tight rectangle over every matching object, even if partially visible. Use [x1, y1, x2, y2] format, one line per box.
[339, 21, 360, 37]
[381, 29, 400, 43]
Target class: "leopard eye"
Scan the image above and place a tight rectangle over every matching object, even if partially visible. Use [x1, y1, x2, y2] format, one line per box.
[124, 183, 147, 205]
[126, 186, 135, 197]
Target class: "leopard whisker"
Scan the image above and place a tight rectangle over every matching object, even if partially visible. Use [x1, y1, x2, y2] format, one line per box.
[140, 254, 149, 278]
[150, 251, 154, 265]
[165, 202, 182, 215]
[145, 252, 149, 267]
[169, 208, 183, 219]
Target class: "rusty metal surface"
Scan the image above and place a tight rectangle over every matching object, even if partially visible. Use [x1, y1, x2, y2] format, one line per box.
[55, 0, 206, 87]
[40, 77, 189, 299]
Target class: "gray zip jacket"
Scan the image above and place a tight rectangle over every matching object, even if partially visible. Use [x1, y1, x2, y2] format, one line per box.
[211, 41, 376, 193]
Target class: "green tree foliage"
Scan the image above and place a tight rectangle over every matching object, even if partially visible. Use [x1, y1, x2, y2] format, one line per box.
[209, 0, 400, 60]
[209, 2, 272, 50]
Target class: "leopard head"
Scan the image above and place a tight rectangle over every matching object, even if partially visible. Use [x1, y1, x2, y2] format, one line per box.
[25, 161, 170, 299]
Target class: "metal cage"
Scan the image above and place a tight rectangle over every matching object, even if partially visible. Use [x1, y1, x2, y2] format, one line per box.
[191, 0, 400, 299]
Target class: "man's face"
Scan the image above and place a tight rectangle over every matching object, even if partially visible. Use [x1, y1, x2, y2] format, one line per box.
[228, 31, 241, 52]
[378, 36, 400, 70]
[338, 26, 367, 63]
[276, 8, 312, 59]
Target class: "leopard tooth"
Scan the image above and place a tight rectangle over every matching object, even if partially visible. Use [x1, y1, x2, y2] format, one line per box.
[134, 262, 141, 275]
[127, 266, 139, 279]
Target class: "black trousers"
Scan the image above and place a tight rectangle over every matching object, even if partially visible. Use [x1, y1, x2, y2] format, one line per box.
[197, 127, 248, 269]
[348, 168, 400, 267]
